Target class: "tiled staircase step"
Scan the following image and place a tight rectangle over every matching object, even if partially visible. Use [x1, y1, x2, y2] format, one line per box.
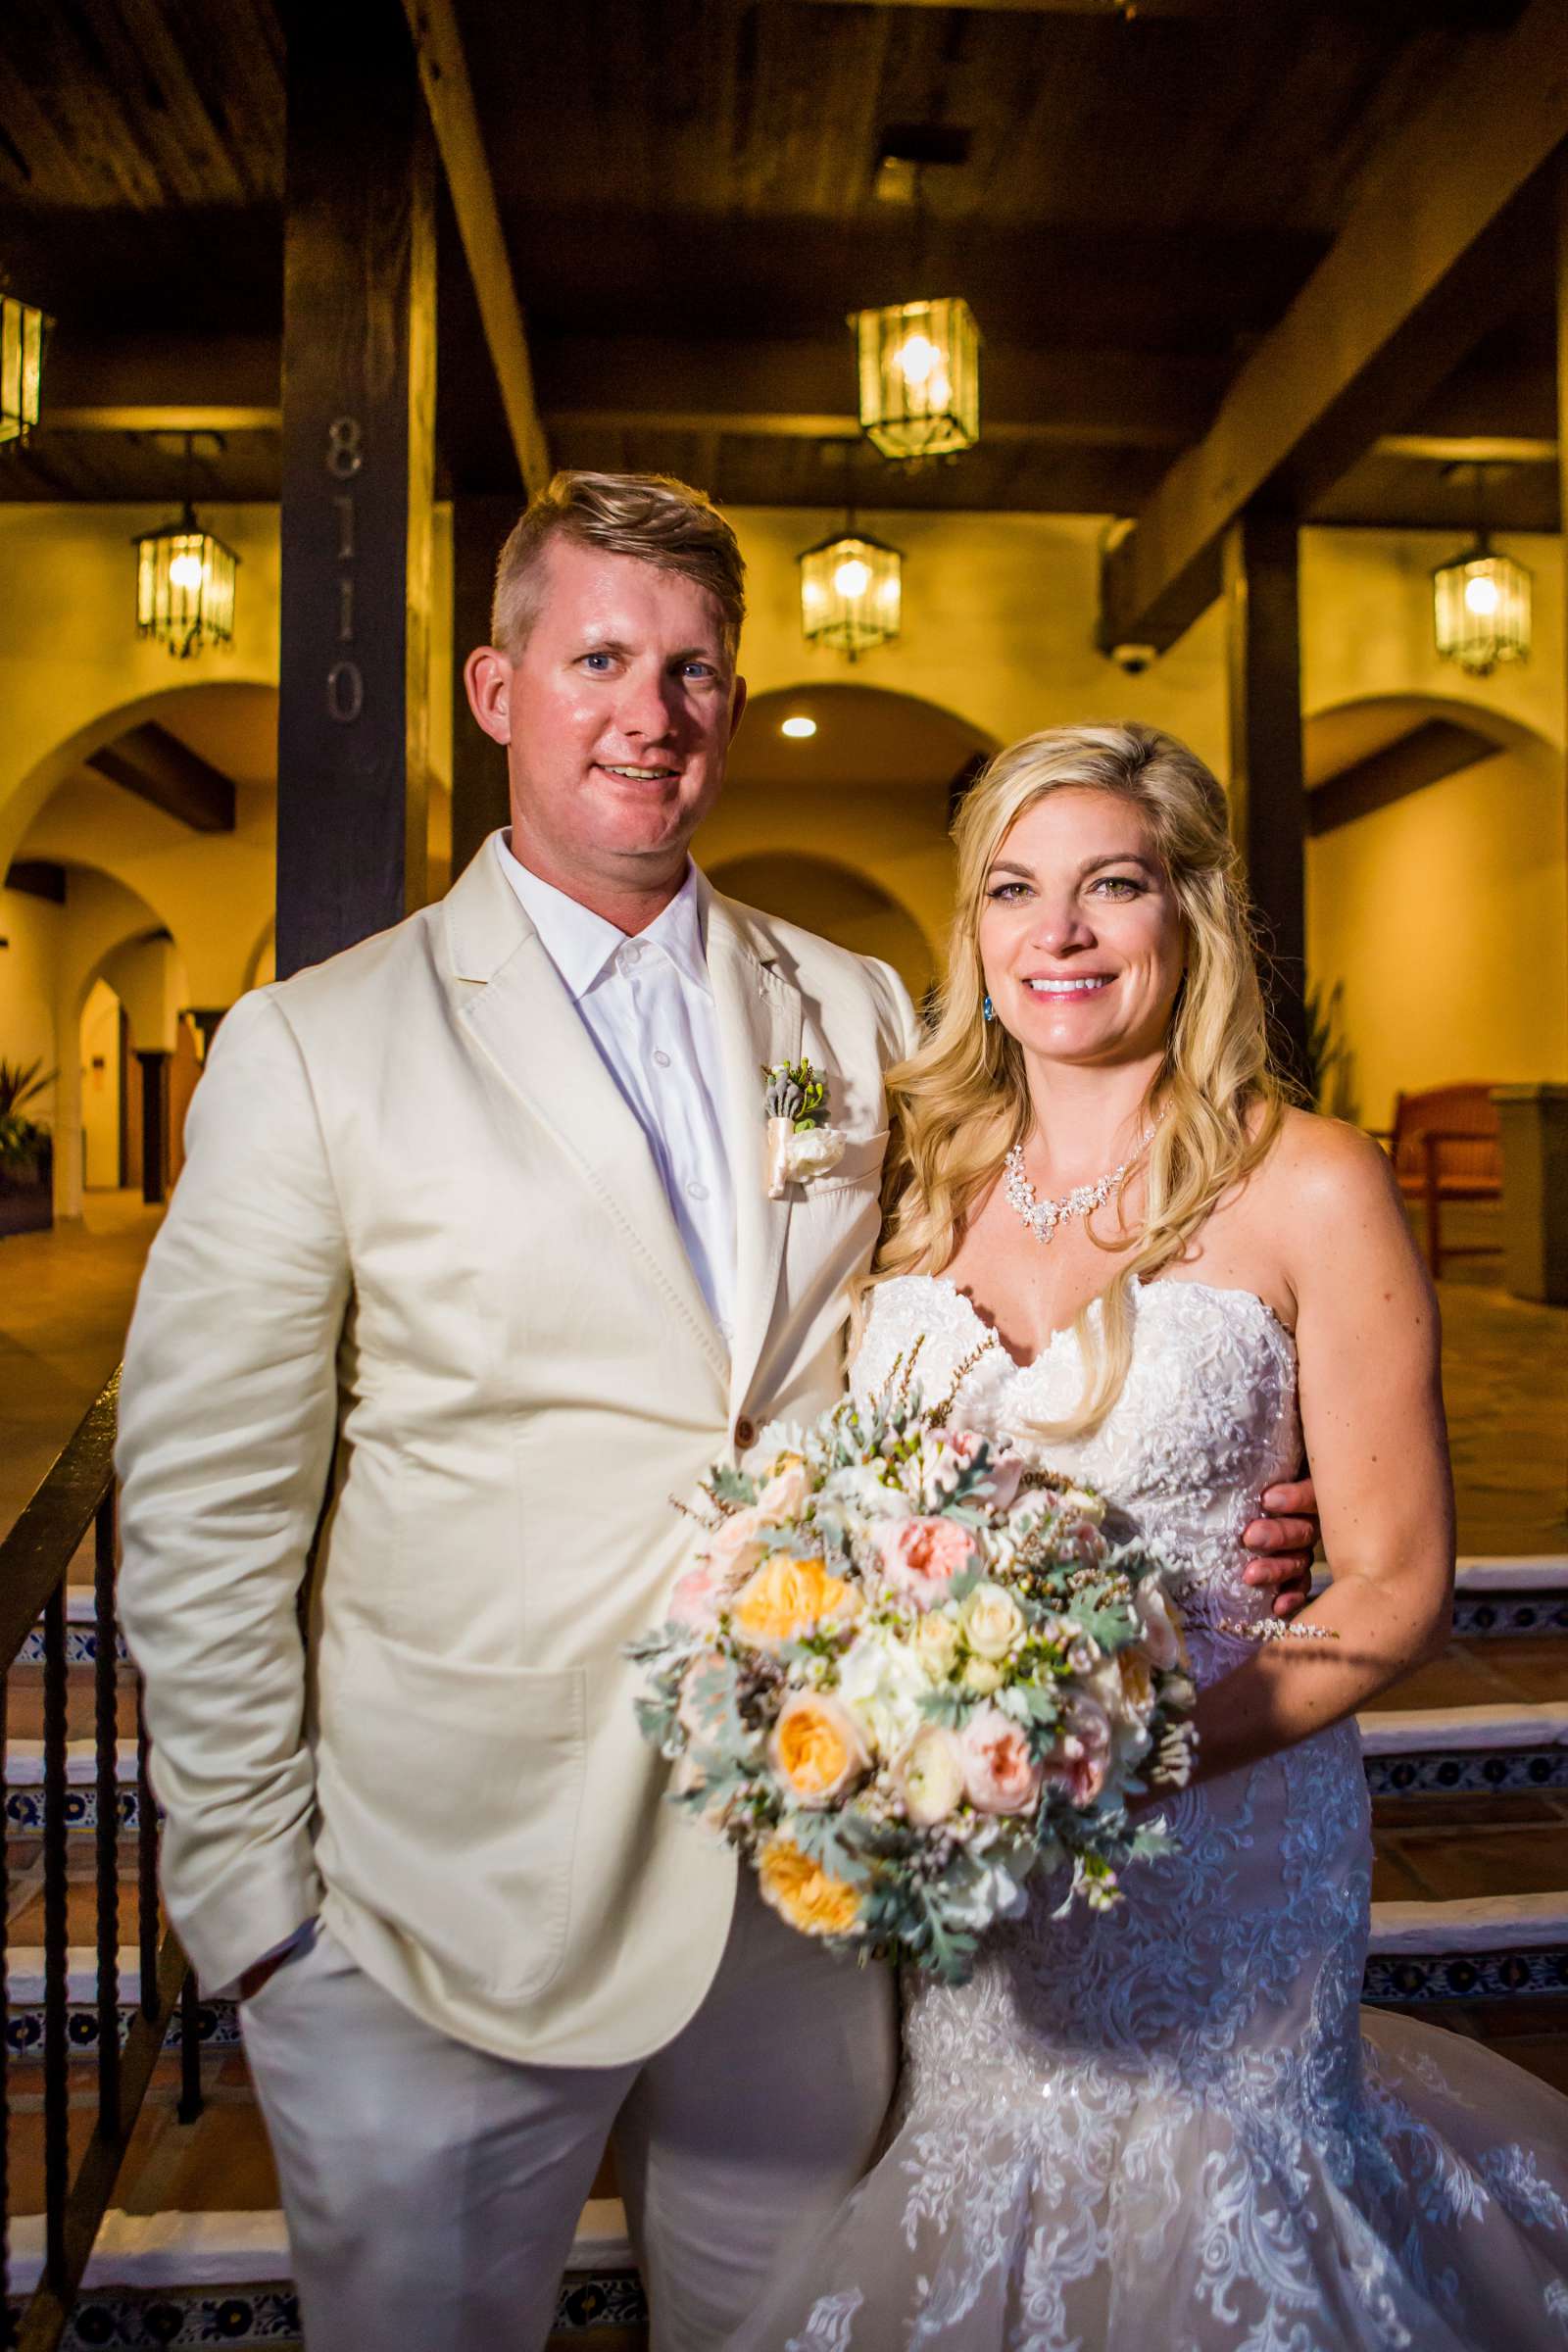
[1315, 1557, 1568, 1637]
[4, 1950, 240, 2061]
[1366, 1891, 1568, 2005]
[1358, 1701, 1568, 1797]
[7, 2204, 644, 2342]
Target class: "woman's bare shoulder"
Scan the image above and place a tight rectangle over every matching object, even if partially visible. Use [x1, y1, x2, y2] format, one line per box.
[1254, 1105, 1429, 1302]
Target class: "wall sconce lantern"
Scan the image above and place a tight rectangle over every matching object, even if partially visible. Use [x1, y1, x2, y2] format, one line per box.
[1432, 535, 1531, 677]
[0, 293, 50, 447]
[798, 527, 903, 659]
[850, 296, 980, 461]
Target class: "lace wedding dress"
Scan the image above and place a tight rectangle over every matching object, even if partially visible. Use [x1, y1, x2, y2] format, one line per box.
[730, 1275, 1568, 2351]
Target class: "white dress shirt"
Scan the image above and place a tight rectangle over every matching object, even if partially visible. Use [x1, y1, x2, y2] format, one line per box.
[495, 833, 737, 1345]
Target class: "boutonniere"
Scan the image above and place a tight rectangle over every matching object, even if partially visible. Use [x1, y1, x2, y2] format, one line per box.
[761, 1058, 847, 1199]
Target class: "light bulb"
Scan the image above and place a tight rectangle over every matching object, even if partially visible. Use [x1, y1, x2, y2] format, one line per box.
[780, 715, 816, 739]
[833, 558, 872, 600]
[1464, 571, 1499, 616]
[895, 333, 938, 387]
[169, 551, 205, 591]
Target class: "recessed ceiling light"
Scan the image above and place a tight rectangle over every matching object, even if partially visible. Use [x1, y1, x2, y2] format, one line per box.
[781, 715, 817, 739]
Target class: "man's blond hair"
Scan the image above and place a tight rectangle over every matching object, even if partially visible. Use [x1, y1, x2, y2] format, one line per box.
[491, 470, 746, 662]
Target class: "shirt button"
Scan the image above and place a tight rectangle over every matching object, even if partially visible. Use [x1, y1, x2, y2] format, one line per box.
[652, 1049, 671, 1068]
[686, 1180, 709, 1201]
[618, 942, 643, 970]
[735, 1415, 757, 1449]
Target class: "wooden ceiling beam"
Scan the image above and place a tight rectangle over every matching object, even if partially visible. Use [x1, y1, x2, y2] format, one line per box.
[400, 0, 550, 493]
[1307, 719, 1497, 837]
[86, 723, 236, 835]
[43, 333, 280, 433]
[1100, 0, 1568, 655]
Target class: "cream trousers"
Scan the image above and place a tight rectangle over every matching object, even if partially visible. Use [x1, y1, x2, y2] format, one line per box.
[240, 1880, 898, 2351]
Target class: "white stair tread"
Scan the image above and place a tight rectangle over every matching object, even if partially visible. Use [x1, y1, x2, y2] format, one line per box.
[1369, 1891, 1568, 1955]
[1358, 1701, 1568, 1752]
[1454, 1558, 1568, 1591]
[6, 2201, 635, 2291]
[8, 1946, 146, 2004]
[5, 1739, 140, 1786]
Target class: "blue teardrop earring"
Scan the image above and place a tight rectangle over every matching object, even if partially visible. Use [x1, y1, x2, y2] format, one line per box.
[982, 994, 995, 1022]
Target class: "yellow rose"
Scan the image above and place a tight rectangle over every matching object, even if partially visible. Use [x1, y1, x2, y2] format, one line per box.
[757, 1838, 863, 1937]
[769, 1691, 868, 1807]
[734, 1553, 858, 1650]
[962, 1654, 1005, 1695]
[912, 1611, 961, 1682]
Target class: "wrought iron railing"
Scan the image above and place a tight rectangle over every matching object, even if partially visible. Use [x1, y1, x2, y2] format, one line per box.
[0, 1369, 200, 2350]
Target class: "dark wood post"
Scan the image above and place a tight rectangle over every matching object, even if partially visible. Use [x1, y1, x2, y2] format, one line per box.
[135, 1052, 169, 1206]
[450, 494, 518, 882]
[1222, 508, 1309, 1092]
[275, 0, 435, 979]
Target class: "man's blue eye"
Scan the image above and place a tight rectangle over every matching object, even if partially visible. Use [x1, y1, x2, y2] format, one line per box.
[582, 652, 613, 671]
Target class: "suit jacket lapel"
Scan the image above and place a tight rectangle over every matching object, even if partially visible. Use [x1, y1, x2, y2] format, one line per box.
[446, 846, 727, 1376]
[703, 884, 803, 1422]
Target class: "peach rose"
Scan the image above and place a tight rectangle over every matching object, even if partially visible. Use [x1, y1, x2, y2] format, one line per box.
[893, 1725, 966, 1826]
[1040, 1693, 1113, 1808]
[872, 1516, 975, 1607]
[668, 1559, 736, 1630]
[707, 1504, 773, 1581]
[757, 1838, 863, 1937]
[756, 1458, 813, 1522]
[958, 1707, 1045, 1816]
[733, 1553, 860, 1651]
[769, 1690, 869, 1808]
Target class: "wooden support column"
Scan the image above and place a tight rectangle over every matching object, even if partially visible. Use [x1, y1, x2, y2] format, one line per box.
[276, 0, 435, 979]
[450, 495, 518, 882]
[1223, 510, 1309, 1091]
[135, 1052, 170, 1206]
[1556, 157, 1568, 1063]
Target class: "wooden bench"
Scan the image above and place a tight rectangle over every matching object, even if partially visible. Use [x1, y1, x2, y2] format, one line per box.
[1369, 1084, 1502, 1280]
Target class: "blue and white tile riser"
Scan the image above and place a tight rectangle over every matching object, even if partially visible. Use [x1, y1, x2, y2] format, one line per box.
[2, 2276, 648, 2342]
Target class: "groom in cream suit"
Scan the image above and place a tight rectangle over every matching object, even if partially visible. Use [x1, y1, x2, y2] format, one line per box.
[118, 470, 1315, 2350]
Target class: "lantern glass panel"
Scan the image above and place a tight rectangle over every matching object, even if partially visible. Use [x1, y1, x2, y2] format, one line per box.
[1432, 543, 1531, 677]
[134, 519, 240, 658]
[852, 297, 980, 461]
[799, 533, 902, 656]
[0, 295, 48, 447]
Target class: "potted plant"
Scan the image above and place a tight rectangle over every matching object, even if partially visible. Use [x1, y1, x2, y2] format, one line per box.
[0, 1058, 56, 1237]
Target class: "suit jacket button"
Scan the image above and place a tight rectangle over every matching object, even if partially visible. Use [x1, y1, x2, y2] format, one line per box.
[734, 1415, 757, 1449]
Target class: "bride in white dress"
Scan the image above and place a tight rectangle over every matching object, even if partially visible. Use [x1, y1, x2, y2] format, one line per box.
[731, 722, 1568, 2350]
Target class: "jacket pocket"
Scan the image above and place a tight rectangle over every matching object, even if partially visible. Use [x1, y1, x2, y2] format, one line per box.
[803, 1127, 890, 1196]
[321, 1634, 587, 2003]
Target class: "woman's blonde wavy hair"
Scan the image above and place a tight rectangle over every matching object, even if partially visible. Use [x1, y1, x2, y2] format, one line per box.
[872, 720, 1287, 1440]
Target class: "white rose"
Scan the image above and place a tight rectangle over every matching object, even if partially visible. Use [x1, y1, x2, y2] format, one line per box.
[911, 1611, 961, 1682]
[836, 1625, 931, 1757]
[785, 1126, 847, 1182]
[958, 1581, 1027, 1662]
[1135, 1581, 1188, 1672]
[894, 1726, 966, 1827]
[962, 1655, 1005, 1695]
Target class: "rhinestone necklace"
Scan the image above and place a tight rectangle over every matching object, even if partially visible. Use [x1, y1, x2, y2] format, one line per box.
[1002, 1116, 1161, 1247]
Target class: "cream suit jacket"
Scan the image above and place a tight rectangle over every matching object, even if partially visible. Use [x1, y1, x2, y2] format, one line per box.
[117, 841, 922, 2066]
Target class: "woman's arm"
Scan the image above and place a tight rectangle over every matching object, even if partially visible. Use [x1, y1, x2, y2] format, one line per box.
[1189, 1114, 1454, 1784]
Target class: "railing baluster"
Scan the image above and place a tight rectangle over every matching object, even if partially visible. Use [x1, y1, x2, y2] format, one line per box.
[177, 1968, 202, 2125]
[135, 1692, 157, 2024]
[1, 1658, 10, 2348]
[0, 1371, 192, 2352]
[41, 1586, 69, 2294]
[93, 1499, 120, 2140]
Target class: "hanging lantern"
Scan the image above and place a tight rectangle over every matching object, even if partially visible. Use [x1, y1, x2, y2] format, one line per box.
[799, 530, 903, 659]
[1432, 536, 1531, 677]
[133, 503, 239, 659]
[0, 293, 49, 447]
[850, 296, 980, 461]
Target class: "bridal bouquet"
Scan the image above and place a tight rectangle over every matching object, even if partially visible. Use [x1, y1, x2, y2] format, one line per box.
[629, 1358, 1197, 1984]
